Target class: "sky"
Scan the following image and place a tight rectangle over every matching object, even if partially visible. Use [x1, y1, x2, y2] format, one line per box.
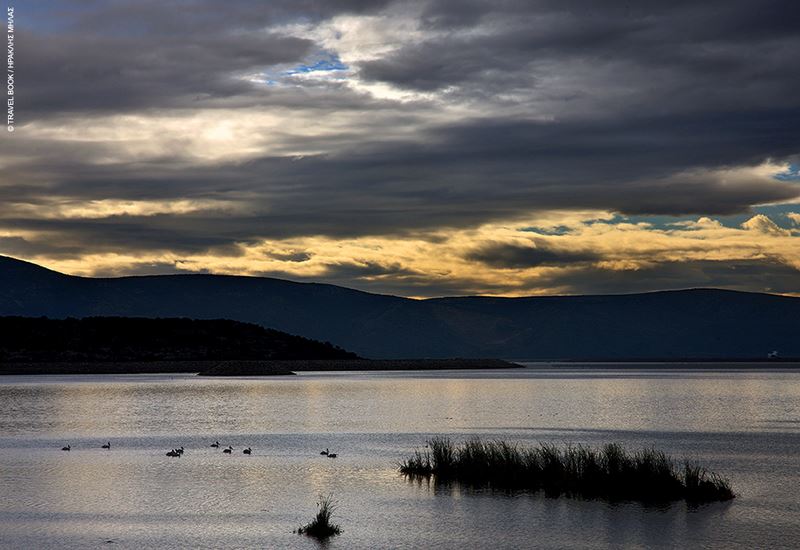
[2, 0, 799, 297]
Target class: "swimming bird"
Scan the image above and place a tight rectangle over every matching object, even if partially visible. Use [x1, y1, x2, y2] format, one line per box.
[166, 449, 180, 457]
[101, 442, 110, 449]
[176, 446, 184, 455]
[210, 441, 220, 448]
[61, 445, 70, 451]
[223, 446, 233, 454]
[243, 447, 252, 455]
[320, 448, 329, 456]
[327, 453, 337, 459]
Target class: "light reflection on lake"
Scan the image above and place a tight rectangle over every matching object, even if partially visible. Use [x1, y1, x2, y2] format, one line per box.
[1, 366, 799, 548]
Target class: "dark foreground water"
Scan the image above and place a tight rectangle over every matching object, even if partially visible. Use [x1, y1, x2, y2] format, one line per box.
[1, 365, 799, 549]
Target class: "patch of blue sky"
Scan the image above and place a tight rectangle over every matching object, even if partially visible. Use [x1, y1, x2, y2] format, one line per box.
[774, 163, 800, 181]
[519, 225, 573, 235]
[259, 51, 348, 86]
[520, 214, 626, 234]
[519, 208, 800, 233]
[585, 214, 688, 231]
[693, 205, 800, 231]
[752, 204, 800, 228]
[623, 205, 800, 232]
[281, 52, 348, 76]
[622, 214, 704, 230]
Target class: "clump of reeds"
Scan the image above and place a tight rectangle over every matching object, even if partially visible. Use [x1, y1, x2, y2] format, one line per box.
[399, 438, 734, 503]
[295, 494, 342, 539]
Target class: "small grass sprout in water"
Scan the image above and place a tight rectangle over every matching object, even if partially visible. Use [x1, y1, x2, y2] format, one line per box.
[295, 493, 342, 539]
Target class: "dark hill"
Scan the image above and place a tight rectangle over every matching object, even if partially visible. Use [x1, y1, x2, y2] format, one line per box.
[1, 255, 798, 360]
[0, 316, 357, 362]
[425, 290, 800, 360]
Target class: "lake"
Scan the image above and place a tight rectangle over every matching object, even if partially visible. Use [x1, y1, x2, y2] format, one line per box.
[1, 365, 799, 549]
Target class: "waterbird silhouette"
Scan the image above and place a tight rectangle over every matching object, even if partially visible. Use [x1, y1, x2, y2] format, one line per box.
[101, 442, 110, 449]
[176, 447, 184, 455]
[243, 447, 252, 455]
[328, 453, 337, 458]
[210, 441, 220, 448]
[320, 448, 329, 456]
[61, 445, 70, 451]
[166, 449, 180, 457]
[223, 446, 233, 454]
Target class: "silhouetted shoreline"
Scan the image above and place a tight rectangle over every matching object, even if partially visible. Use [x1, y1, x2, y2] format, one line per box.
[3, 359, 800, 375]
[523, 360, 800, 369]
[0, 361, 268, 376]
[0, 358, 521, 376]
[199, 358, 519, 375]
[0, 316, 358, 363]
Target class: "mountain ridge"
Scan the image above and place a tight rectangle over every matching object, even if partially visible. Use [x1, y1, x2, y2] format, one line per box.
[1, 255, 797, 359]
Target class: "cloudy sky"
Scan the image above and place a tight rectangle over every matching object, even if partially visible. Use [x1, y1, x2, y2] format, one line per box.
[3, 0, 799, 297]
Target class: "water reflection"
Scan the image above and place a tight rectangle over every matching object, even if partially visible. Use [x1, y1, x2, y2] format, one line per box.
[1, 369, 800, 548]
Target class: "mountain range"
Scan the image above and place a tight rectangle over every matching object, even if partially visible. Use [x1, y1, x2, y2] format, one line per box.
[1, 255, 797, 360]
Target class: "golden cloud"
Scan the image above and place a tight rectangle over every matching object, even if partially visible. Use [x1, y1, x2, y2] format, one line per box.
[13, 207, 798, 297]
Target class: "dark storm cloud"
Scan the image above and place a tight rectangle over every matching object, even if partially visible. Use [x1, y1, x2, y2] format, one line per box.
[18, 0, 396, 114]
[17, 30, 313, 112]
[67, 0, 391, 35]
[3, 0, 800, 294]
[90, 261, 211, 277]
[254, 257, 800, 299]
[0, 215, 253, 257]
[255, 260, 444, 297]
[365, 0, 800, 98]
[265, 250, 314, 263]
[2, 103, 799, 252]
[466, 241, 599, 268]
[0, 236, 86, 258]
[319, 260, 416, 279]
[529, 259, 800, 296]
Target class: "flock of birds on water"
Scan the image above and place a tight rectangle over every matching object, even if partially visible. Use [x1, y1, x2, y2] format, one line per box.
[59, 441, 338, 458]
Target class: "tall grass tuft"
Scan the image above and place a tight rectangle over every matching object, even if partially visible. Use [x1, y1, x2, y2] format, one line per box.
[400, 438, 734, 504]
[295, 494, 342, 539]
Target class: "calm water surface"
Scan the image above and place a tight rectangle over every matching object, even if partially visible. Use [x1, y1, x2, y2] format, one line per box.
[1, 365, 800, 549]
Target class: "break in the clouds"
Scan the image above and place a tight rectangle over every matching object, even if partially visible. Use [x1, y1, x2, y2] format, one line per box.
[2, 0, 799, 296]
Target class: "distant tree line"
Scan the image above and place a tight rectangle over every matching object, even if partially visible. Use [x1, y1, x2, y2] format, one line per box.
[0, 316, 359, 362]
